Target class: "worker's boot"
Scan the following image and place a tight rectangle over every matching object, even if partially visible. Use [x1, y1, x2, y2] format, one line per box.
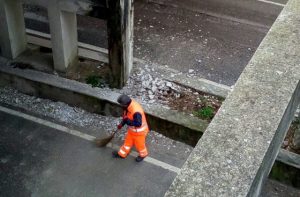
[135, 156, 145, 162]
[112, 151, 123, 159]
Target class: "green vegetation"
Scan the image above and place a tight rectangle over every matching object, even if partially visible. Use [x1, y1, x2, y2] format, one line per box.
[86, 75, 106, 88]
[270, 161, 300, 188]
[194, 106, 215, 120]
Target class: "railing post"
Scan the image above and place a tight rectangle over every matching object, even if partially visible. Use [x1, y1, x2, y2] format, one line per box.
[0, 0, 27, 59]
[47, 2, 78, 73]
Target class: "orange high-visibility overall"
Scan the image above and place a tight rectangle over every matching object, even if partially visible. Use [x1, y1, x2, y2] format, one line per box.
[118, 99, 149, 158]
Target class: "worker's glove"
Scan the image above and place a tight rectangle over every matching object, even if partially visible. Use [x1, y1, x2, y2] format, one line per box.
[122, 118, 131, 125]
[122, 115, 128, 120]
[117, 123, 123, 130]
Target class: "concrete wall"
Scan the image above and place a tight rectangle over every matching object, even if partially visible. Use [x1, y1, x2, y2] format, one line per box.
[165, 0, 300, 196]
[0, 65, 207, 146]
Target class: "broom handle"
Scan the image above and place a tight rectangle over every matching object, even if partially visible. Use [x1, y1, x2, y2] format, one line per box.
[112, 128, 120, 136]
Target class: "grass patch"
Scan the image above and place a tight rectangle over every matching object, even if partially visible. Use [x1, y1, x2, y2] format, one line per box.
[194, 106, 215, 120]
[86, 75, 106, 88]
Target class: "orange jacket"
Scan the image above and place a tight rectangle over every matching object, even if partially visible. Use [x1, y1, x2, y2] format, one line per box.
[123, 99, 149, 134]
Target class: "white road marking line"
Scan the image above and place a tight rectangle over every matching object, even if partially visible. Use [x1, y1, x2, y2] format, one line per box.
[257, 0, 285, 7]
[0, 105, 180, 174]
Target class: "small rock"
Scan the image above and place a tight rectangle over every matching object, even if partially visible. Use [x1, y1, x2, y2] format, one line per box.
[166, 82, 172, 87]
[188, 69, 194, 73]
[159, 85, 165, 90]
[148, 90, 153, 95]
[175, 93, 181, 98]
[142, 81, 150, 88]
[149, 95, 155, 100]
[151, 86, 157, 92]
[1, 158, 9, 164]
[148, 100, 155, 104]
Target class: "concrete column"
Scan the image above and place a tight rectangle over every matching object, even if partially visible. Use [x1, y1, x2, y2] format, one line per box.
[107, 0, 134, 88]
[0, 0, 26, 59]
[47, 2, 78, 73]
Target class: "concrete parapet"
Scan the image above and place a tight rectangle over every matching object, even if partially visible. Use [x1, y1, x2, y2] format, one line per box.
[165, 0, 300, 196]
[0, 64, 207, 146]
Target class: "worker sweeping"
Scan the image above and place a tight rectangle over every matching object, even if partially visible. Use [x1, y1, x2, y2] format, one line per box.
[112, 94, 149, 162]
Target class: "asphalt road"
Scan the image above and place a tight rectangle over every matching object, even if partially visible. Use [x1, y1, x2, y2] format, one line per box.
[1, 107, 300, 197]
[0, 109, 177, 197]
[147, 0, 287, 27]
[23, 0, 286, 86]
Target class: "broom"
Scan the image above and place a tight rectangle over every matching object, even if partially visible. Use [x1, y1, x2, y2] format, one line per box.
[95, 129, 119, 147]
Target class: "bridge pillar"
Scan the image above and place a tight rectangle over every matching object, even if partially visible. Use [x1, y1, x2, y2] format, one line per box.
[0, 0, 27, 59]
[48, 3, 78, 73]
[107, 0, 134, 88]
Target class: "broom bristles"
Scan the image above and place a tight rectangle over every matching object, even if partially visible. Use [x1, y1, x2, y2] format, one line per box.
[95, 134, 114, 147]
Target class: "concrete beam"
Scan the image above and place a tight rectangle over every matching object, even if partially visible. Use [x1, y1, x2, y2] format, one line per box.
[48, 2, 78, 73]
[292, 115, 300, 150]
[20, 0, 95, 11]
[165, 0, 300, 196]
[0, 0, 27, 59]
[107, 0, 134, 88]
[25, 29, 109, 63]
[277, 149, 300, 170]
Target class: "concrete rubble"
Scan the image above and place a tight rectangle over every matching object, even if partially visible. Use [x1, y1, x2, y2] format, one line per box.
[123, 65, 182, 105]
